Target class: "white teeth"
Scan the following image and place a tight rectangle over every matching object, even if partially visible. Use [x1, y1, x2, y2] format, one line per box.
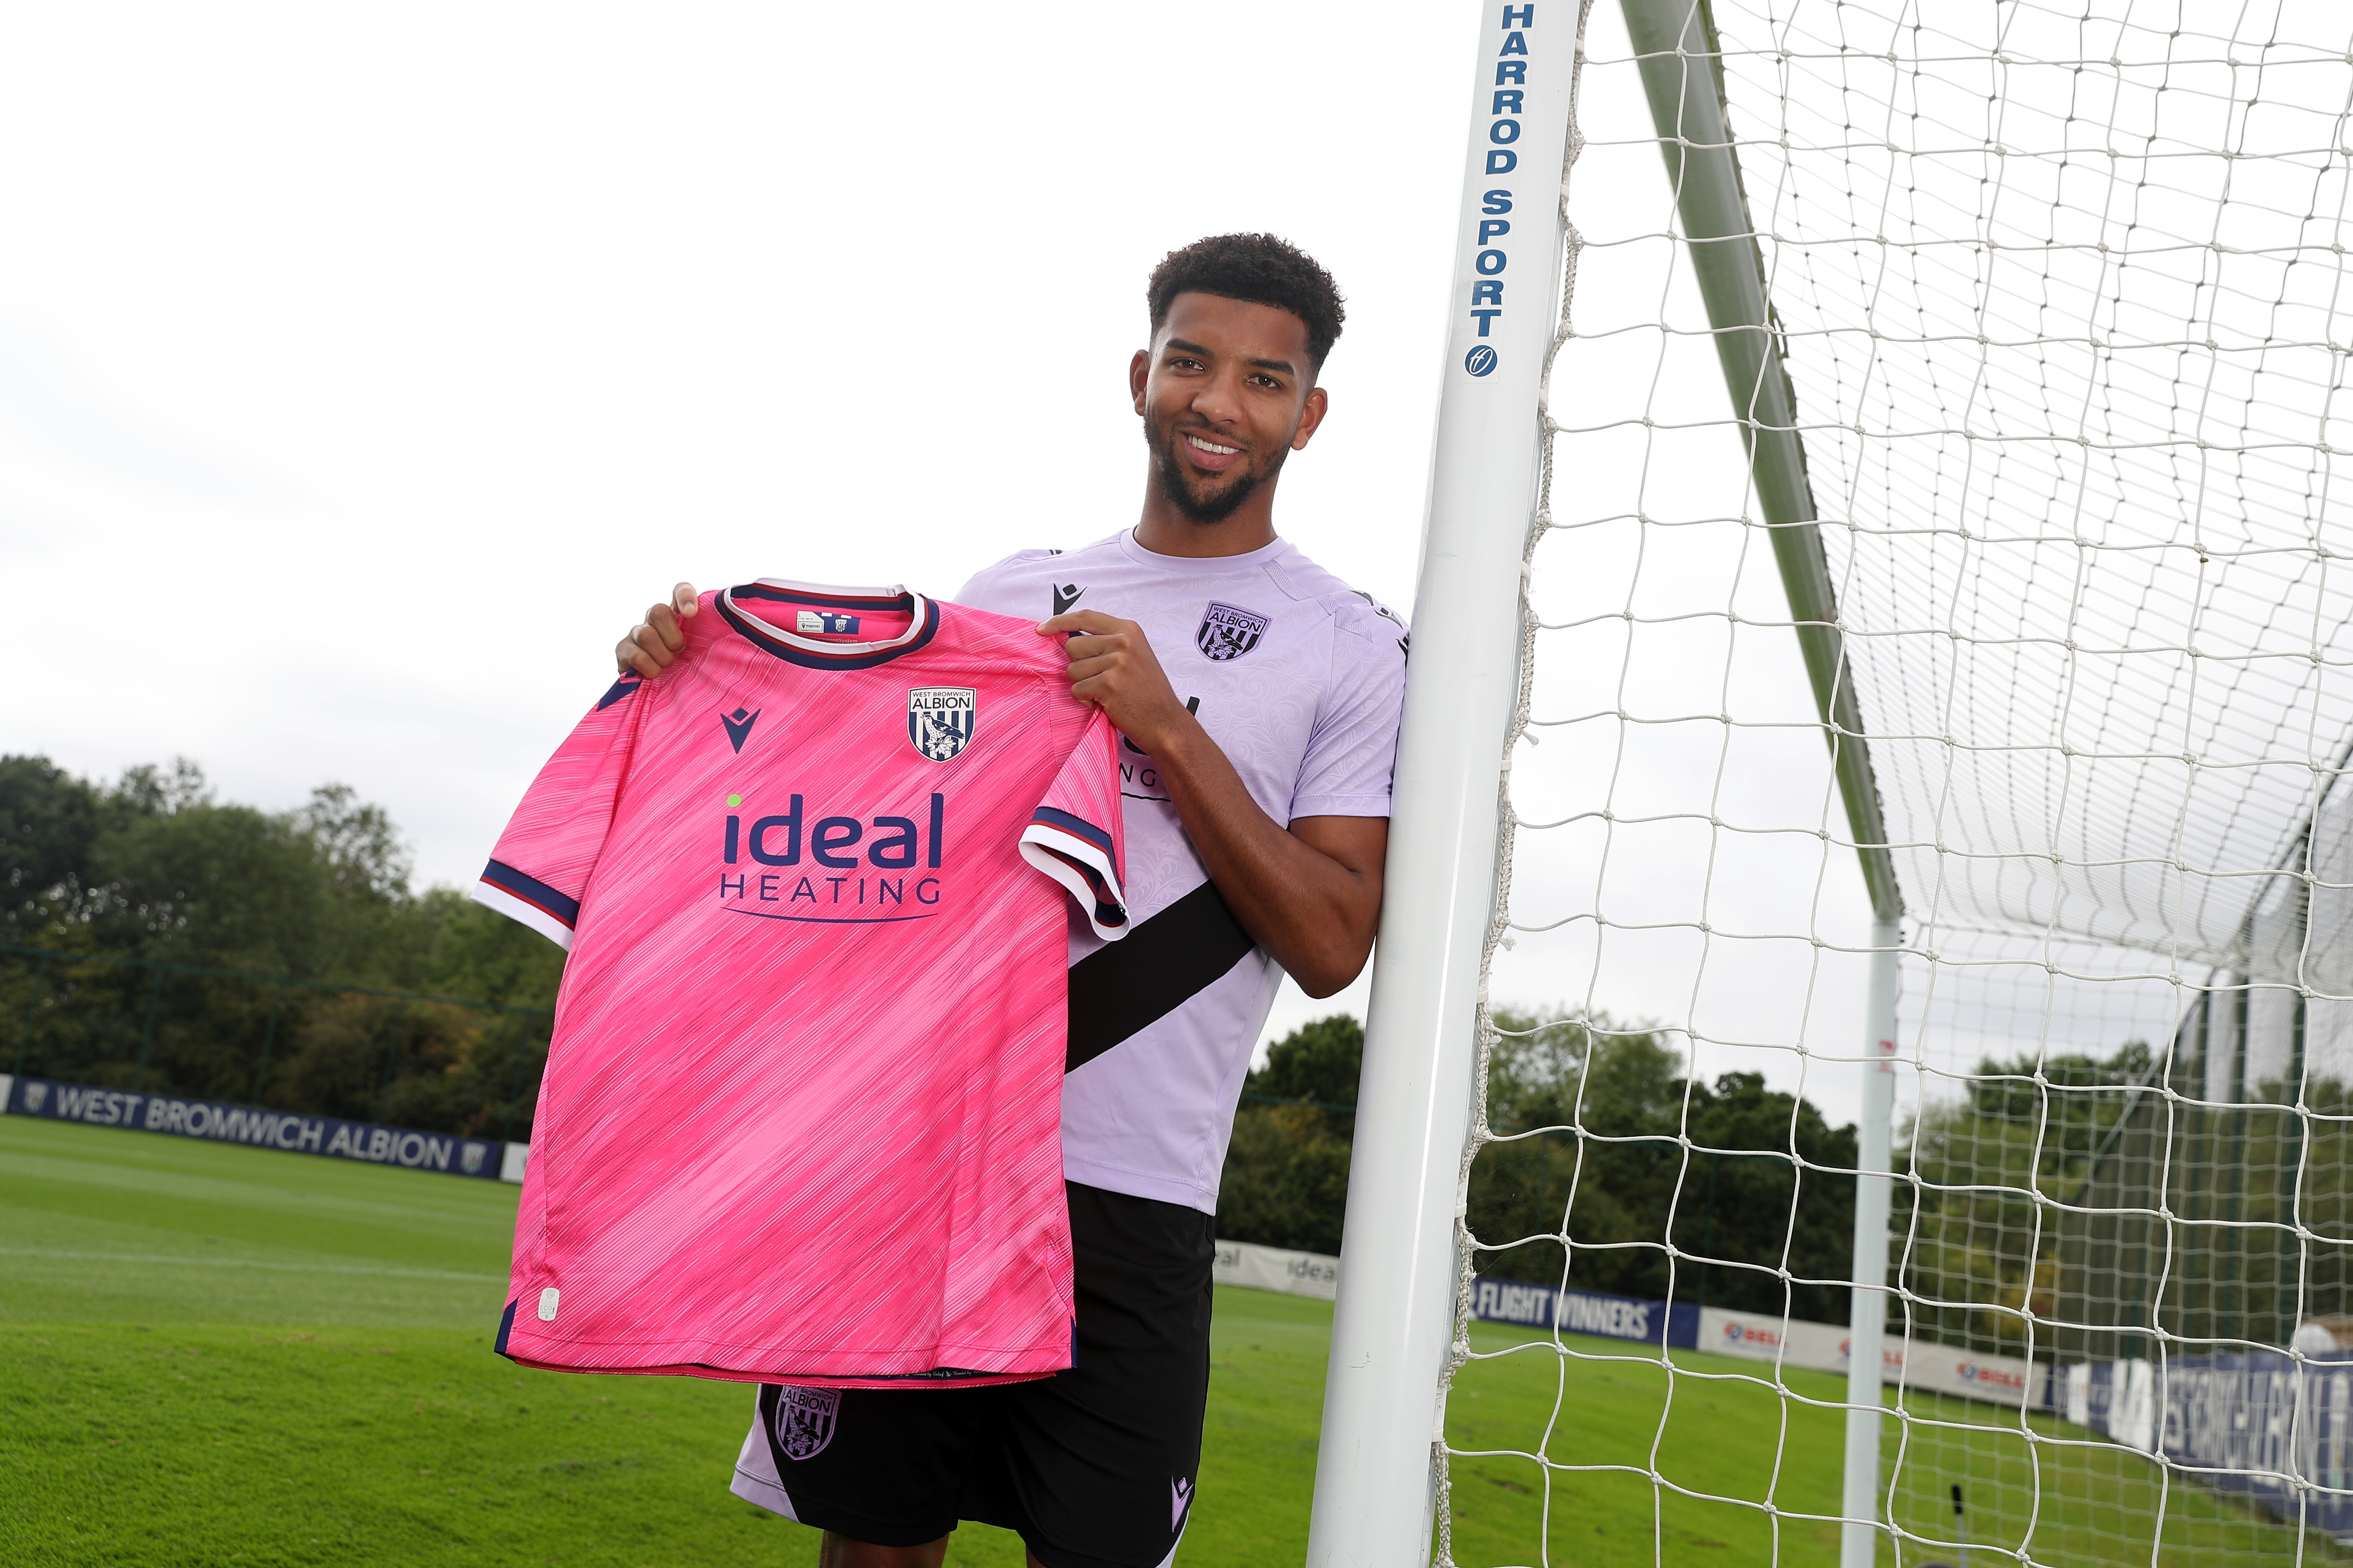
[1187, 434, 1239, 456]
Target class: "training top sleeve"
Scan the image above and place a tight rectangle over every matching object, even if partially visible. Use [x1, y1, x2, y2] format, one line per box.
[470, 673, 649, 950]
[1289, 606, 1412, 820]
[1018, 707, 1130, 942]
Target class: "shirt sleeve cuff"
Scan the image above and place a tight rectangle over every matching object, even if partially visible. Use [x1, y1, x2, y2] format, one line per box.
[471, 868, 577, 951]
[1019, 820, 1129, 942]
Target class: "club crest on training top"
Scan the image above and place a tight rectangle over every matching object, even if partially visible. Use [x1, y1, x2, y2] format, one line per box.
[773, 1386, 839, 1462]
[907, 687, 976, 762]
[1196, 602, 1270, 661]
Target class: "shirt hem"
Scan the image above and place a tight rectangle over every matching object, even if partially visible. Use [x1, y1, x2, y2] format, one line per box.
[494, 1344, 1065, 1387]
[1061, 1153, 1216, 1214]
[501, 1355, 1052, 1389]
[495, 1324, 1072, 1385]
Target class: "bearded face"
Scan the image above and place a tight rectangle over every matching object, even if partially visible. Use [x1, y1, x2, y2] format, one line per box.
[1149, 419, 1291, 524]
[1131, 292, 1326, 533]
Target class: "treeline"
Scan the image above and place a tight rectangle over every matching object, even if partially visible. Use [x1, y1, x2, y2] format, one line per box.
[1905, 1039, 2353, 1359]
[2, 755, 561, 1139]
[1221, 1018, 2353, 1357]
[1216, 1009, 1861, 1323]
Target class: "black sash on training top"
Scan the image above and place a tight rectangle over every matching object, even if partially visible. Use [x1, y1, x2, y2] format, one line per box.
[1064, 880, 1257, 1073]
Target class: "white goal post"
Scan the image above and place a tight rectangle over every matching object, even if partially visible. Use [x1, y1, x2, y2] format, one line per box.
[1309, 2, 1904, 1563]
[1310, 1, 2353, 1566]
[1305, 4, 1580, 1562]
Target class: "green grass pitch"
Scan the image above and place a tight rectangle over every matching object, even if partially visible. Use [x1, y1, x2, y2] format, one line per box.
[0, 1113, 2331, 1565]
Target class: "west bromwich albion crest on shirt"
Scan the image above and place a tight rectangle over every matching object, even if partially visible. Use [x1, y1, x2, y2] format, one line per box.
[1195, 600, 1271, 661]
[472, 579, 1127, 1389]
[907, 687, 976, 762]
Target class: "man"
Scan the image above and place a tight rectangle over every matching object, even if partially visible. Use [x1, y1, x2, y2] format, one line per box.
[612, 233, 1407, 1568]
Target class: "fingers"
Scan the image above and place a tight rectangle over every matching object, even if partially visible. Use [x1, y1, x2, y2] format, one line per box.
[616, 631, 664, 679]
[1061, 632, 1125, 662]
[614, 585, 697, 678]
[617, 619, 683, 677]
[1037, 609, 1125, 636]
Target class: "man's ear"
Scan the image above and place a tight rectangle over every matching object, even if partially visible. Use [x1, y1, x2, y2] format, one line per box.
[1130, 349, 1152, 415]
[1291, 385, 1331, 451]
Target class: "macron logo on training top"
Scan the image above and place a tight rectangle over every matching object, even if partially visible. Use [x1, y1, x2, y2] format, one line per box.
[722, 707, 760, 753]
[1052, 583, 1086, 616]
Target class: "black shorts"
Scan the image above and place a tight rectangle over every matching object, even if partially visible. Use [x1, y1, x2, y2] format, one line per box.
[728, 1181, 1214, 1568]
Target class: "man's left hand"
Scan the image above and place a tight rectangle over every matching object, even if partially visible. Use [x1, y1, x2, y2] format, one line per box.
[1038, 610, 1197, 755]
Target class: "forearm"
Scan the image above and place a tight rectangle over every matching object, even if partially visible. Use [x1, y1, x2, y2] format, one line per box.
[1149, 718, 1377, 996]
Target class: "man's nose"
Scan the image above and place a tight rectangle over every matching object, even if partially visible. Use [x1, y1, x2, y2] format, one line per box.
[1188, 368, 1245, 425]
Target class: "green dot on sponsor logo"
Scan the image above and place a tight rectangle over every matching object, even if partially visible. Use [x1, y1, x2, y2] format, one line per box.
[726, 793, 742, 807]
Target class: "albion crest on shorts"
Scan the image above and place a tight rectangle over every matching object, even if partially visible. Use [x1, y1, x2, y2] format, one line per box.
[773, 1386, 840, 1462]
[1195, 602, 1269, 661]
[907, 687, 976, 762]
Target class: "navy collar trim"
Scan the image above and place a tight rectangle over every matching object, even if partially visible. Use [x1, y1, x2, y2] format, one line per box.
[717, 580, 940, 671]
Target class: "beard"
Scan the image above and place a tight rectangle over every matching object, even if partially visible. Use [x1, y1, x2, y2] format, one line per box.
[1151, 426, 1288, 524]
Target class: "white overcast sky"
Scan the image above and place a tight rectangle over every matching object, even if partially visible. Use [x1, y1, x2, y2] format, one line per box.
[3, 2, 1894, 1109]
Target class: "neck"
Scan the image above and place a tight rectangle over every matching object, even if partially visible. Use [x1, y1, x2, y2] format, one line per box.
[1132, 482, 1282, 559]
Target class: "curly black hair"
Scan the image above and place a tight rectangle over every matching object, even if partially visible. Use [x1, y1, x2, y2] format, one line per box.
[1146, 233, 1346, 375]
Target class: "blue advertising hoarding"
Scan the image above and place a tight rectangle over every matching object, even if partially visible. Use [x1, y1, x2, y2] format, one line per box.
[2069, 1351, 2353, 1542]
[1466, 1275, 1700, 1348]
[1, 1073, 518, 1182]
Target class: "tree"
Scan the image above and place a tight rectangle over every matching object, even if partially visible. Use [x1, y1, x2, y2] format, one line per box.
[1464, 1010, 1858, 1321]
[1, 753, 562, 1139]
[1895, 1037, 2353, 1358]
[1215, 1014, 1362, 1254]
[1214, 1006, 1860, 1324]
[0, 754, 100, 937]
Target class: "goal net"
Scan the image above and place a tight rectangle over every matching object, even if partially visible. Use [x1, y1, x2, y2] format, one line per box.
[1414, 1, 2353, 1565]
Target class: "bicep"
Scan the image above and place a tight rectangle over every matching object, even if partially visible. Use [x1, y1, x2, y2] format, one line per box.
[1288, 815, 1390, 890]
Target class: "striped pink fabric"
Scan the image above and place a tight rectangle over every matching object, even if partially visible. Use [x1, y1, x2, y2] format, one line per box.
[472, 581, 1126, 1387]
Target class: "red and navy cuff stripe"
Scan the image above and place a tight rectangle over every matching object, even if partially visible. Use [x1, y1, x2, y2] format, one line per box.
[480, 859, 580, 930]
[1030, 807, 1119, 871]
[1028, 808, 1126, 930]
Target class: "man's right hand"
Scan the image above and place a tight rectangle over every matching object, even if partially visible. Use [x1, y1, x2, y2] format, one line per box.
[617, 583, 701, 678]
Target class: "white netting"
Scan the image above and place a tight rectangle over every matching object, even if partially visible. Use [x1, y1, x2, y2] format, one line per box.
[1437, 2, 2353, 1564]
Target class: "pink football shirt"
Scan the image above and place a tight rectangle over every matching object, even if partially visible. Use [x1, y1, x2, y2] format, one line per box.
[472, 580, 1127, 1387]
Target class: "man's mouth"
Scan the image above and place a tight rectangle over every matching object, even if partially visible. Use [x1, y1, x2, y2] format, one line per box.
[1181, 431, 1244, 473]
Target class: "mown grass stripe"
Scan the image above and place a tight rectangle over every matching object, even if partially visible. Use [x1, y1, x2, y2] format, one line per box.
[0, 1246, 504, 1282]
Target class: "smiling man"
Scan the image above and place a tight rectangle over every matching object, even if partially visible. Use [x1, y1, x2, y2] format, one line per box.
[612, 234, 1408, 1568]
